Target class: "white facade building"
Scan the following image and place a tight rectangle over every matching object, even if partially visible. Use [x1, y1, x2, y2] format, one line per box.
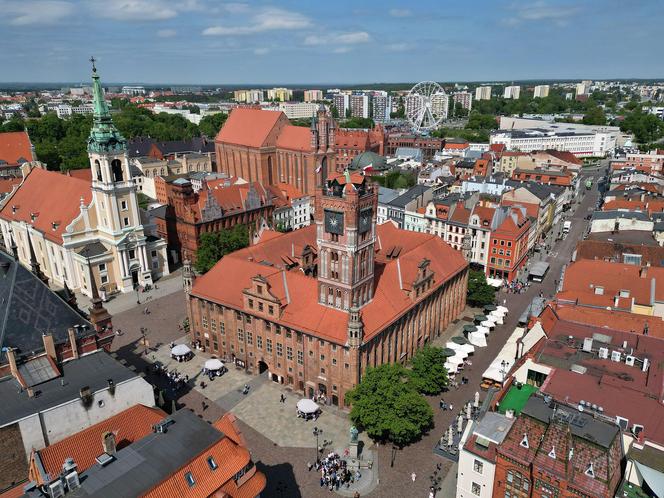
[533, 85, 550, 98]
[475, 86, 492, 101]
[56, 103, 94, 118]
[349, 94, 370, 118]
[332, 93, 350, 117]
[121, 86, 146, 95]
[278, 102, 321, 119]
[304, 89, 324, 102]
[453, 92, 473, 111]
[457, 412, 515, 498]
[503, 85, 521, 99]
[371, 94, 392, 123]
[490, 129, 614, 157]
[431, 92, 449, 120]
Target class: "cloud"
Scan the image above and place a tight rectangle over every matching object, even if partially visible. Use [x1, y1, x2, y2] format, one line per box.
[0, 0, 74, 25]
[386, 42, 411, 52]
[157, 29, 177, 38]
[203, 7, 311, 35]
[503, 1, 580, 27]
[332, 47, 352, 54]
[253, 47, 269, 55]
[304, 31, 371, 46]
[389, 8, 412, 18]
[90, 0, 201, 21]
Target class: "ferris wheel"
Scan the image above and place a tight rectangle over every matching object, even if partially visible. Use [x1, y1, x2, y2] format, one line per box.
[406, 81, 447, 133]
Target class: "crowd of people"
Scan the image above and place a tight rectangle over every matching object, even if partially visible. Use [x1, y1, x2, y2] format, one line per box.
[151, 362, 188, 390]
[310, 452, 361, 491]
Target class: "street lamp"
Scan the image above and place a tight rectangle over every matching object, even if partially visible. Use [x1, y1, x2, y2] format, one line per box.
[500, 360, 509, 384]
[313, 426, 323, 463]
[390, 444, 398, 468]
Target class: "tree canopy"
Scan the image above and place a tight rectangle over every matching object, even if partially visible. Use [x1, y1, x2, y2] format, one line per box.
[198, 112, 227, 138]
[408, 346, 450, 395]
[620, 107, 664, 144]
[340, 117, 374, 129]
[372, 170, 416, 189]
[347, 363, 434, 447]
[194, 225, 249, 273]
[467, 269, 496, 307]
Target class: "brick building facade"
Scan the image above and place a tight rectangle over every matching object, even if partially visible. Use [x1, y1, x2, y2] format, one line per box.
[185, 173, 468, 407]
[486, 206, 531, 282]
[334, 126, 385, 170]
[214, 107, 336, 196]
[385, 133, 444, 161]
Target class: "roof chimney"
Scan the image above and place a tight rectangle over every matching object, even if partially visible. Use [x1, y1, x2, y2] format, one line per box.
[6, 347, 19, 382]
[68, 328, 79, 359]
[42, 333, 56, 361]
[102, 431, 117, 455]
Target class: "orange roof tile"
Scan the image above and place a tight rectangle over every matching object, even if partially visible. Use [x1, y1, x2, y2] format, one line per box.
[444, 142, 469, 150]
[192, 222, 467, 344]
[36, 405, 165, 481]
[276, 125, 312, 151]
[66, 168, 93, 182]
[215, 108, 285, 148]
[0, 168, 92, 243]
[0, 131, 33, 166]
[0, 176, 21, 195]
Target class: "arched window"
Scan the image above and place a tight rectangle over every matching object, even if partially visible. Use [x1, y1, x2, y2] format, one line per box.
[94, 160, 102, 182]
[111, 159, 123, 182]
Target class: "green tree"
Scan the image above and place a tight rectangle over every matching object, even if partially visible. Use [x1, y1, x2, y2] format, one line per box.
[582, 105, 606, 125]
[347, 364, 434, 446]
[194, 225, 249, 273]
[330, 104, 339, 119]
[199, 112, 228, 137]
[409, 346, 449, 395]
[341, 117, 374, 129]
[466, 113, 498, 130]
[467, 269, 496, 307]
[137, 192, 150, 210]
[0, 117, 25, 132]
[620, 108, 664, 144]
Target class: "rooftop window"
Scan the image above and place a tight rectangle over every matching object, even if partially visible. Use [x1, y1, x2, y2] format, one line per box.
[207, 456, 218, 470]
[184, 472, 195, 487]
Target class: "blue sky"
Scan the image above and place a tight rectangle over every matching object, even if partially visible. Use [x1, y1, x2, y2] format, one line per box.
[0, 0, 662, 84]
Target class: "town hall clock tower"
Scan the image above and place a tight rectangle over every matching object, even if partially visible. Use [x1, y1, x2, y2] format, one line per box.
[315, 170, 378, 311]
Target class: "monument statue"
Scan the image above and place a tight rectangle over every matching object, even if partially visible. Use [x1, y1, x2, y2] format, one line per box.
[349, 425, 359, 443]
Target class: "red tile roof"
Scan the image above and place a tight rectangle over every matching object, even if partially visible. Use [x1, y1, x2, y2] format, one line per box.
[66, 168, 93, 182]
[215, 108, 285, 148]
[0, 167, 92, 243]
[0, 176, 21, 195]
[34, 405, 166, 483]
[560, 260, 664, 308]
[192, 222, 467, 344]
[444, 142, 469, 150]
[575, 239, 664, 267]
[143, 413, 265, 498]
[543, 149, 583, 166]
[276, 125, 312, 151]
[0, 131, 33, 166]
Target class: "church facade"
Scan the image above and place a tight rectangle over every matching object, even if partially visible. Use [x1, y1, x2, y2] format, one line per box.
[185, 172, 468, 407]
[214, 107, 336, 196]
[0, 63, 169, 297]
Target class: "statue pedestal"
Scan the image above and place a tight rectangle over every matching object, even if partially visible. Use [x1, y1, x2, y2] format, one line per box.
[348, 441, 359, 459]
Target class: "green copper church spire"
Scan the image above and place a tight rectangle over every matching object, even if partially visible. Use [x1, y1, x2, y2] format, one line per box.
[87, 56, 126, 154]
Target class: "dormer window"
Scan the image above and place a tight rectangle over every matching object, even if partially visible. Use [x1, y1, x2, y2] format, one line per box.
[520, 434, 529, 449]
[585, 462, 595, 478]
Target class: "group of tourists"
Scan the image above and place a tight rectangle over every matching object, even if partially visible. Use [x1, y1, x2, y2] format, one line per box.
[151, 362, 188, 390]
[310, 452, 360, 491]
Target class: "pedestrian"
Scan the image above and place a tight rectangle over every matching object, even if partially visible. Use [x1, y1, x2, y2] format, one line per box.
[354, 492, 361, 498]
[449, 403, 453, 412]
[411, 471, 416, 482]
[280, 394, 286, 403]
[307, 461, 313, 471]
[439, 398, 445, 409]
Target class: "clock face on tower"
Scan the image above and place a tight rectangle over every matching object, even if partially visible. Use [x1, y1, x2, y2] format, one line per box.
[324, 210, 344, 235]
[359, 208, 373, 233]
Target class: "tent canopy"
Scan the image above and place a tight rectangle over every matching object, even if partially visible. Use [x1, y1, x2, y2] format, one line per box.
[458, 343, 475, 354]
[444, 362, 458, 374]
[481, 320, 494, 329]
[497, 305, 508, 313]
[452, 336, 468, 345]
[297, 399, 320, 414]
[171, 344, 191, 356]
[441, 348, 457, 357]
[469, 332, 487, 347]
[476, 326, 490, 336]
[205, 359, 224, 371]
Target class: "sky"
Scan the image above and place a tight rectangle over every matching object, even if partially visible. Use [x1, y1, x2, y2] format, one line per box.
[0, 0, 662, 85]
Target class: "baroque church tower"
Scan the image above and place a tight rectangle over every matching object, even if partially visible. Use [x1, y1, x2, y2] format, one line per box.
[87, 58, 155, 291]
[314, 170, 378, 312]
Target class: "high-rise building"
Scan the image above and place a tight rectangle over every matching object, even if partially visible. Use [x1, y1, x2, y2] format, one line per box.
[332, 93, 349, 117]
[453, 91, 473, 111]
[576, 80, 592, 96]
[475, 86, 492, 100]
[371, 94, 392, 123]
[503, 85, 521, 99]
[349, 94, 370, 119]
[233, 89, 264, 103]
[304, 89, 324, 102]
[267, 87, 293, 102]
[533, 85, 550, 98]
[431, 92, 449, 120]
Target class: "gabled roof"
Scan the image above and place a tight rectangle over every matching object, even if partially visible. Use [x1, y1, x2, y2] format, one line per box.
[215, 108, 285, 148]
[275, 125, 312, 152]
[0, 250, 92, 365]
[0, 131, 34, 166]
[0, 168, 91, 243]
[35, 404, 166, 482]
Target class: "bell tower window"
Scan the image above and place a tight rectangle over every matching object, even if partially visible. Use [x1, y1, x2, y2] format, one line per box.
[111, 159, 124, 182]
[95, 160, 102, 182]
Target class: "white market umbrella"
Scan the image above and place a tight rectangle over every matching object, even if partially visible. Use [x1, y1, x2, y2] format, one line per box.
[497, 305, 508, 313]
[447, 355, 464, 366]
[481, 320, 494, 329]
[444, 361, 458, 374]
[476, 326, 490, 336]
[457, 414, 464, 433]
[204, 359, 224, 371]
[474, 391, 480, 408]
[446, 341, 463, 351]
[466, 402, 472, 419]
[297, 398, 320, 414]
[453, 349, 469, 359]
[458, 343, 475, 354]
[447, 425, 454, 446]
[486, 314, 499, 323]
[469, 332, 487, 347]
[171, 344, 191, 356]
[491, 309, 506, 317]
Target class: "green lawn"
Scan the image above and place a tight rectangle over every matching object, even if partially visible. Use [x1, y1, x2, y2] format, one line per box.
[498, 384, 538, 415]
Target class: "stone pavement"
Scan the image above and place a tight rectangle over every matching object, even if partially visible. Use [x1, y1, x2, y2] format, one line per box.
[74, 268, 183, 316]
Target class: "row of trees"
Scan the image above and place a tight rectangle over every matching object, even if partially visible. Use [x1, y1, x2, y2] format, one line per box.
[0, 104, 228, 171]
[194, 225, 249, 274]
[347, 346, 449, 447]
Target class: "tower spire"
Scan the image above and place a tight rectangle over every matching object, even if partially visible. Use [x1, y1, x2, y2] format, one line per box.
[87, 57, 126, 154]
